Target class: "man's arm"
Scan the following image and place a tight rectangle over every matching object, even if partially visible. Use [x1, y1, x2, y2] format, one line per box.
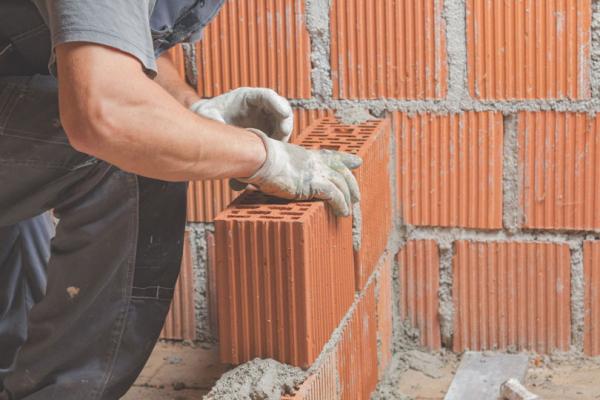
[154, 54, 200, 108]
[56, 42, 266, 182]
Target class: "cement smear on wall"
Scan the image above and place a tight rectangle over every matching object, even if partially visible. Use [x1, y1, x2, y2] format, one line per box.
[305, 0, 333, 100]
[204, 359, 307, 400]
[189, 223, 215, 342]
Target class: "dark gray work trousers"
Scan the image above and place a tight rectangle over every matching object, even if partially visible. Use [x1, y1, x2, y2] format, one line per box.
[0, 74, 188, 399]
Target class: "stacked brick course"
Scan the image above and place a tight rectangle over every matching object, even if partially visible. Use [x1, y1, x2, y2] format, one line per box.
[161, 0, 600, 396]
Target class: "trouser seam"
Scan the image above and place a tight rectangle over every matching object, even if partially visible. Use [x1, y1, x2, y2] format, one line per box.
[90, 173, 139, 400]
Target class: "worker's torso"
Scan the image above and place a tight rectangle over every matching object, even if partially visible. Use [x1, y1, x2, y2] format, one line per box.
[0, 0, 225, 76]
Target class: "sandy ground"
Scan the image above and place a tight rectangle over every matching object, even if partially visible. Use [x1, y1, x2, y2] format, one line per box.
[123, 342, 600, 399]
[122, 341, 227, 400]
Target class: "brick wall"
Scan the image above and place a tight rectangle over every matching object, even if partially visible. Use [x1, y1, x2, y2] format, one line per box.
[163, 0, 600, 397]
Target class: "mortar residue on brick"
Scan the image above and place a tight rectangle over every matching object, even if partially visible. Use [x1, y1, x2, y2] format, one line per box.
[334, 107, 373, 125]
[571, 239, 586, 352]
[204, 358, 307, 400]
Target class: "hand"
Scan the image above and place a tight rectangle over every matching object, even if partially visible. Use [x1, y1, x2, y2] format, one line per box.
[190, 87, 294, 142]
[241, 129, 362, 217]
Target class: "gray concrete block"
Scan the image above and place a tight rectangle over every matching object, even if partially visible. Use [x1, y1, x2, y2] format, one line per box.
[444, 352, 529, 400]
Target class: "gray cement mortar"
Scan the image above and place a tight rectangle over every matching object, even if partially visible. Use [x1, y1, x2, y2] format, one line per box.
[204, 358, 307, 400]
[182, 43, 198, 88]
[189, 223, 215, 342]
[305, 0, 333, 100]
[502, 114, 523, 232]
[570, 239, 586, 353]
[592, 1, 600, 98]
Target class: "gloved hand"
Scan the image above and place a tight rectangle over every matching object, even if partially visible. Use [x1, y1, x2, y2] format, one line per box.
[190, 87, 294, 142]
[241, 129, 362, 217]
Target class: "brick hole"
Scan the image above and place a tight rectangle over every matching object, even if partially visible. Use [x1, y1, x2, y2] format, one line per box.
[247, 210, 272, 215]
[321, 144, 341, 151]
[331, 127, 355, 134]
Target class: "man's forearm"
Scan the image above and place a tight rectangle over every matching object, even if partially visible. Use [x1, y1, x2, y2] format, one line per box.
[56, 43, 265, 182]
[154, 54, 200, 108]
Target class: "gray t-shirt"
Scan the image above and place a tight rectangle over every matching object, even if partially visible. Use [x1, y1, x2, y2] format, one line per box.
[32, 0, 158, 77]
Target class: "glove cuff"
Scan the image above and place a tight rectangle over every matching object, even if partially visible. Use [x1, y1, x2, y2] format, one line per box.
[240, 128, 282, 185]
[188, 99, 207, 113]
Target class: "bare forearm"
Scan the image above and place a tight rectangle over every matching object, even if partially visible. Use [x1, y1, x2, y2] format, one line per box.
[56, 43, 265, 182]
[154, 54, 200, 108]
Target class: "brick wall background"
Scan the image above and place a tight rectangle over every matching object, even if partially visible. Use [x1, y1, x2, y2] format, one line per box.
[162, 0, 600, 375]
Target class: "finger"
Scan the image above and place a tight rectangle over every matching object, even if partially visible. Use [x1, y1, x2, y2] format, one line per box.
[327, 169, 352, 211]
[312, 181, 350, 217]
[335, 165, 361, 203]
[274, 114, 294, 142]
[337, 152, 363, 169]
[245, 88, 292, 119]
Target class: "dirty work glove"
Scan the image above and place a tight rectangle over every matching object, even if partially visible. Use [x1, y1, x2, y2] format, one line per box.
[241, 129, 362, 217]
[190, 87, 294, 142]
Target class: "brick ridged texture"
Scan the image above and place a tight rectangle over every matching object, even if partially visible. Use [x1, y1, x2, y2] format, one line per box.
[331, 0, 447, 99]
[398, 241, 441, 350]
[466, 0, 591, 100]
[396, 112, 504, 229]
[281, 350, 338, 400]
[584, 241, 600, 356]
[214, 192, 355, 368]
[292, 109, 335, 140]
[519, 112, 600, 230]
[376, 256, 394, 377]
[283, 277, 381, 400]
[453, 241, 571, 354]
[187, 179, 239, 222]
[196, 0, 311, 98]
[295, 117, 392, 290]
[337, 282, 379, 400]
[160, 231, 196, 340]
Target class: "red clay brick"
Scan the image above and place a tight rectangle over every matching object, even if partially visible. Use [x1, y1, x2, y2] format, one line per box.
[519, 112, 600, 230]
[187, 179, 239, 222]
[377, 256, 394, 377]
[337, 282, 379, 400]
[196, 0, 311, 99]
[453, 241, 571, 354]
[396, 111, 504, 229]
[331, 0, 447, 99]
[398, 240, 442, 350]
[584, 241, 600, 356]
[215, 192, 355, 368]
[281, 350, 338, 400]
[295, 117, 393, 290]
[466, 0, 591, 100]
[292, 109, 335, 141]
[161, 230, 196, 340]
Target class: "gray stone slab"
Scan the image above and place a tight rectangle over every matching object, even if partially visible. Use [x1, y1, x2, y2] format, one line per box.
[444, 352, 529, 400]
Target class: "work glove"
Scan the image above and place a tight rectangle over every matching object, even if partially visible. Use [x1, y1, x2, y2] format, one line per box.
[241, 129, 362, 217]
[190, 87, 294, 142]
